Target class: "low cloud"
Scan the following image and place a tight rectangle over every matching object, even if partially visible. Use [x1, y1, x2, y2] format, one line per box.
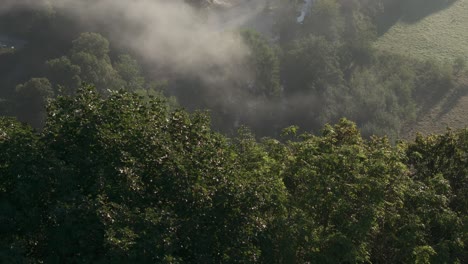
[3, 0, 267, 82]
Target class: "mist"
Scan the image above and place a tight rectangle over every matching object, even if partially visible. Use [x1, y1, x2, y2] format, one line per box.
[2, 0, 268, 83]
[0, 0, 382, 138]
[1, 0, 320, 137]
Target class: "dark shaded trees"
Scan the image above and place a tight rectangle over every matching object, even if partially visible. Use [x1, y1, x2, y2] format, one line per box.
[0, 118, 50, 262]
[46, 56, 82, 94]
[1, 87, 466, 263]
[114, 54, 146, 92]
[14, 77, 54, 128]
[1, 87, 287, 263]
[45, 33, 145, 95]
[282, 35, 343, 96]
[242, 30, 282, 98]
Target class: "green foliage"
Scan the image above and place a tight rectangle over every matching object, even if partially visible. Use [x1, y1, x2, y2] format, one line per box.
[1, 2, 468, 261]
[407, 131, 468, 261]
[241, 30, 282, 98]
[69, 49, 124, 93]
[46, 56, 82, 94]
[413, 60, 455, 109]
[282, 35, 343, 95]
[3, 0, 465, 139]
[2, 89, 466, 263]
[0, 117, 48, 263]
[2, 87, 290, 262]
[304, 0, 344, 41]
[281, 119, 409, 262]
[71, 32, 111, 61]
[15, 78, 54, 128]
[45, 33, 147, 95]
[114, 54, 145, 92]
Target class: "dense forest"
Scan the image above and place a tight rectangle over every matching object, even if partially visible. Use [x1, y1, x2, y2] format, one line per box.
[1, 0, 467, 263]
[2, 87, 467, 263]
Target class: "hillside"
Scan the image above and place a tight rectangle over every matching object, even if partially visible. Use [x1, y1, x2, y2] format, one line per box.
[375, 0, 468, 137]
[375, 0, 468, 62]
[404, 76, 468, 138]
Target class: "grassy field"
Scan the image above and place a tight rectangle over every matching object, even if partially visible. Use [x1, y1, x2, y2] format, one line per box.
[374, 0, 468, 138]
[375, 0, 468, 63]
[403, 77, 468, 139]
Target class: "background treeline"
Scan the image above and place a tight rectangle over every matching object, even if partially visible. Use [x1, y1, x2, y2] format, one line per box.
[1, 87, 467, 263]
[1, 0, 467, 139]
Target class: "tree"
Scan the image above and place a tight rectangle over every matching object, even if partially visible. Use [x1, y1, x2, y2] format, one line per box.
[281, 119, 410, 263]
[3, 86, 289, 262]
[15, 78, 54, 128]
[405, 131, 468, 263]
[241, 30, 282, 98]
[71, 32, 111, 62]
[70, 50, 124, 92]
[46, 56, 82, 95]
[0, 117, 49, 263]
[114, 54, 145, 91]
[46, 32, 126, 94]
[1, 85, 467, 263]
[303, 0, 344, 41]
[282, 35, 343, 95]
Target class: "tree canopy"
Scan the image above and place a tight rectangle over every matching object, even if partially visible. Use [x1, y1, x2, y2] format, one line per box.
[1, 87, 466, 263]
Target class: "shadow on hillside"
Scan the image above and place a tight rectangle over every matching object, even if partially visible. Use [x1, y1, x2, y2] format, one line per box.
[377, 0, 459, 35]
[438, 78, 468, 118]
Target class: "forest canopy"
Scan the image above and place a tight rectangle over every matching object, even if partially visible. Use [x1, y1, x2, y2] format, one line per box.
[1, 0, 467, 262]
[1, 87, 467, 263]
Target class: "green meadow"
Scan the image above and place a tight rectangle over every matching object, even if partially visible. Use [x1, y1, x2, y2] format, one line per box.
[376, 0, 468, 63]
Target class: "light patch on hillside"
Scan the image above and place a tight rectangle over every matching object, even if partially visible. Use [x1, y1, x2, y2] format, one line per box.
[375, 0, 468, 62]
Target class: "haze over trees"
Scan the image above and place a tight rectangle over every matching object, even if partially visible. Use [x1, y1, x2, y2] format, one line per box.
[1, 0, 466, 137]
[0, 0, 467, 263]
